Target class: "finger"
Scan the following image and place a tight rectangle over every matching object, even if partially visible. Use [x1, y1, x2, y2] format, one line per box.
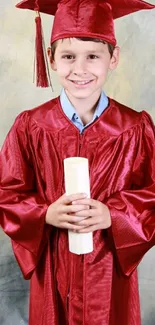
[72, 198, 99, 208]
[60, 222, 87, 231]
[75, 209, 96, 218]
[63, 204, 90, 214]
[75, 216, 99, 227]
[61, 193, 87, 205]
[76, 224, 100, 233]
[61, 214, 88, 224]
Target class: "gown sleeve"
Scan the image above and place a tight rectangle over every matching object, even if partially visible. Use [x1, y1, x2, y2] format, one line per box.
[106, 111, 155, 276]
[0, 112, 50, 279]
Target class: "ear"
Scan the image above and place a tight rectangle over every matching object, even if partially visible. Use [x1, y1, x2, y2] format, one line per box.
[47, 47, 57, 71]
[109, 46, 120, 71]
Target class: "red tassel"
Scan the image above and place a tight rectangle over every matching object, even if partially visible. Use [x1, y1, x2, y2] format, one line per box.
[35, 13, 49, 87]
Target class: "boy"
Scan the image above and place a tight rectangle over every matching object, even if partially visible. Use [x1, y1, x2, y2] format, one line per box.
[0, 0, 155, 324]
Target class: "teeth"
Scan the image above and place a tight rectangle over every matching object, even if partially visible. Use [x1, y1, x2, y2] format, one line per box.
[73, 80, 90, 85]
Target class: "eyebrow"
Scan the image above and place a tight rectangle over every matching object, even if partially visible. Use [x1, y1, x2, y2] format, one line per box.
[59, 50, 103, 54]
[60, 50, 76, 54]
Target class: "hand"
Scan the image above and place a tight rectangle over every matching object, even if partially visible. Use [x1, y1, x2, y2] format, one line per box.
[71, 198, 111, 233]
[45, 193, 90, 231]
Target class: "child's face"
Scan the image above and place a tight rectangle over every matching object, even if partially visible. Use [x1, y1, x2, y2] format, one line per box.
[48, 38, 119, 100]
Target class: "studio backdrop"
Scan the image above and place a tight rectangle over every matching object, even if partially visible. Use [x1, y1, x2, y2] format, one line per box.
[0, 0, 155, 324]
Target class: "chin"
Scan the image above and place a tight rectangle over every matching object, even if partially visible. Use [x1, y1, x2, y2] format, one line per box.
[67, 89, 97, 99]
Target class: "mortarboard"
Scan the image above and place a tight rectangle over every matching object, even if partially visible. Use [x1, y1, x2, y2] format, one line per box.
[16, 0, 155, 87]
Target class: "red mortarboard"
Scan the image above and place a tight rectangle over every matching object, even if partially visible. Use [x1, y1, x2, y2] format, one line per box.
[16, 0, 155, 87]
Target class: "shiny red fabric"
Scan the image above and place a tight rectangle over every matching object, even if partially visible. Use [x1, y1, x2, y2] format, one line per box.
[16, 0, 155, 45]
[1, 98, 155, 324]
[51, 0, 116, 45]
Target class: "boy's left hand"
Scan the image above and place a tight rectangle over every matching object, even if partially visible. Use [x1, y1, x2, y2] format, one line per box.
[71, 198, 111, 233]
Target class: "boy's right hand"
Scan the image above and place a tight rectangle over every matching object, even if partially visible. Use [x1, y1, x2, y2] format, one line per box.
[45, 193, 89, 231]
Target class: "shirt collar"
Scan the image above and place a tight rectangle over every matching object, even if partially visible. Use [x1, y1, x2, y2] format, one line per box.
[60, 88, 108, 122]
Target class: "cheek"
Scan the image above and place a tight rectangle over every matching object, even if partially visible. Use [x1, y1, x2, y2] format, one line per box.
[56, 62, 71, 77]
[89, 60, 110, 76]
[94, 65, 109, 77]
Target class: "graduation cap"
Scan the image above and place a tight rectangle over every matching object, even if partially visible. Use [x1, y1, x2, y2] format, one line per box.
[16, 0, 155, 87]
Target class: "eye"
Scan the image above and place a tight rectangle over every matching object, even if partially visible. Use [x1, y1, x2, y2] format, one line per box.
[62, 55, 75, 60]
[88, 54, 99, 59]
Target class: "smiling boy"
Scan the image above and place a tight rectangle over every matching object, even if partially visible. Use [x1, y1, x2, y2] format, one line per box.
[1, 1, 155, 325]
[48, 38, 119, 126]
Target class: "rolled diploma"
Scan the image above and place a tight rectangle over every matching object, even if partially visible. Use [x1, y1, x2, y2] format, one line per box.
[64, 157, 93, 255]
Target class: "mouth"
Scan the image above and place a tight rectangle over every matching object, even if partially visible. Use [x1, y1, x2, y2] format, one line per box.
[69, 80, 94, 86]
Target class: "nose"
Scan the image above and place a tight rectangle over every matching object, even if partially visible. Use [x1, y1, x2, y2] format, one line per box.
[73, 58, 87, 75]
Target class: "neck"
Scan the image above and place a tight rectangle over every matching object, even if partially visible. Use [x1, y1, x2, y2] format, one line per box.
[65, 89, 102, 125]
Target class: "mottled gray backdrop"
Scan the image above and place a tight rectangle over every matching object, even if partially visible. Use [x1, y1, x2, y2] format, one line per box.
[0, 0, 155, 324]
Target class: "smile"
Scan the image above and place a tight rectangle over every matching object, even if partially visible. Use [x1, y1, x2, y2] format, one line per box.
[70, 80, 93, 85]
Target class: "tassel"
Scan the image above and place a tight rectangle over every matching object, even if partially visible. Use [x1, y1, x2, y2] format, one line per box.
[34, 12, 49, 87]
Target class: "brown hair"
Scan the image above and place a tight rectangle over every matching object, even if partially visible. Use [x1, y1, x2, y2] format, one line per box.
[51, 37, 115, 59]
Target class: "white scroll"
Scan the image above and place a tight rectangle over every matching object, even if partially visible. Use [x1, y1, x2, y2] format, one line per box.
[64, 157, 93, 255]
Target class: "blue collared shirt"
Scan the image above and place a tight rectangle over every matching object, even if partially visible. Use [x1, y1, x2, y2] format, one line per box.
[60, 89, 108, 133]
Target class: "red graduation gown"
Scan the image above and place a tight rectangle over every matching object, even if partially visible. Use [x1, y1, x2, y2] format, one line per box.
[1, 97, 155, 325]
